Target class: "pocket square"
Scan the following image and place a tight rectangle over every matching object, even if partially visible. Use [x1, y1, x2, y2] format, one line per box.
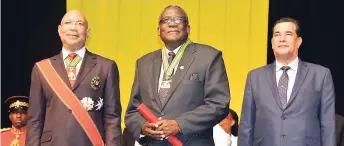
[189, 73, 199, 81]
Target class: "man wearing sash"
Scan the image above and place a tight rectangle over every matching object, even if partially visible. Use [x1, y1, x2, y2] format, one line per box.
[125, 5, 230, 146]
[26, 10, 122, 146]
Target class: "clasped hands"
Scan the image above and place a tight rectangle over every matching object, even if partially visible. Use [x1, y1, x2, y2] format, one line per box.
[141, 118, 180, 140]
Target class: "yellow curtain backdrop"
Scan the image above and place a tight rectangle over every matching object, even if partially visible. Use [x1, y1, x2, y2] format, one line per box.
[67, 0, 269, 127]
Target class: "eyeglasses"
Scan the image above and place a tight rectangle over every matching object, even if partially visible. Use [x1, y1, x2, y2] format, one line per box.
[159, 17, 188, 24]
[62, 21, 86, 27]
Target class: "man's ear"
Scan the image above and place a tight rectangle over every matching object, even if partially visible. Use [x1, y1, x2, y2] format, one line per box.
[58, 25, 61, 35]
[187, 25, 190, 34]
[230, 120, 235, 127]
[157, 27, 160, 36]
[296, 37, 302, 49]
[8, 113, 13, 122]
[86, 28, 91, 38]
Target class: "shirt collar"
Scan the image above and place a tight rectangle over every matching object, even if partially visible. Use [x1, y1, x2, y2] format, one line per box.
[62, 47, 86, 59]
[11, 125, 27, 133]
[165, 45, 181, 57]
[276, 57, 299, 72]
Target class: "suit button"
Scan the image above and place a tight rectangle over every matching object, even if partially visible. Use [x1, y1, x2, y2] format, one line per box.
[281, 116, 286, 120]
[161, 112, 165, 116]
[68, 109, 72, 113]
[281, 134, 287, 138]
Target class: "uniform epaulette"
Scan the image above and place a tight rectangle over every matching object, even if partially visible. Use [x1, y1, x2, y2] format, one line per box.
[0, 127, 11, 132]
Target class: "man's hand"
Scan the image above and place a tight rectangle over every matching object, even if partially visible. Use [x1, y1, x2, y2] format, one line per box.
[155, 119, 180, 137]
[141, 122, 165, 140]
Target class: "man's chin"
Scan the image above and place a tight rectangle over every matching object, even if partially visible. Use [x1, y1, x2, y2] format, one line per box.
[165, 36, 181, 41]
[64, 43, 84, 51]
[163, 37, 188, 44]
[275, 50, 290, 56]
[14, 123, 23, 128]
[66, 40, 81, 45]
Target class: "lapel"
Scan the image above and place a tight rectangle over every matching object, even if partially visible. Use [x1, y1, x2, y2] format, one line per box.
[285, 60, 308, 108]
[161, 43, 196, 109]
[150, 50, 163, 109]
[72, 50, 97, 90]
[51, 52, 72, 89]
[266, 62, 284, 110]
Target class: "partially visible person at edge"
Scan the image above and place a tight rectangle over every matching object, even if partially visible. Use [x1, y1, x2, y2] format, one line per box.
[122, 127, 143, 146]
[336, 113, 344, 146]
[213, 108, 238, 146]
[1, 96, 29, 146]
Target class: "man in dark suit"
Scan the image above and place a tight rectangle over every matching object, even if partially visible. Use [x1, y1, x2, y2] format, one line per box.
[125, 5, 230, 146]
[238, 17, 336, 146]
[26, 10, 122, 146]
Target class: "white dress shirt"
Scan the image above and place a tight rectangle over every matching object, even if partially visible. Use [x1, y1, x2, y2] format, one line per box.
[62, 47, 86, 75]
[134, 141, 142, 146]
[213, 124, 238, 146]
[158, 46, 181, 91]
[275, 57, 299, 102]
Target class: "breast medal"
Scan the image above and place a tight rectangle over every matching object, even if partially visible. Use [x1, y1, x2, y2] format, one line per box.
[161, 80, 171, 88]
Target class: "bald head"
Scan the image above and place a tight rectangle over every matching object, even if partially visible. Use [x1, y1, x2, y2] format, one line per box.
[58, 10, 90, 52]
[159, 5, 188, 25]
[61, 10, 88, 28]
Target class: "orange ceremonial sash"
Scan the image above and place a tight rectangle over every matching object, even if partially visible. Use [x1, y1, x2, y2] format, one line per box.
[37, 59, 105, 146]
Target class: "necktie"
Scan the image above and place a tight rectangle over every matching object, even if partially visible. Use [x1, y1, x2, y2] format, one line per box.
[65, 53, 80, 87]
[158, 51, 176, 106]
[278, 66, 291, 109]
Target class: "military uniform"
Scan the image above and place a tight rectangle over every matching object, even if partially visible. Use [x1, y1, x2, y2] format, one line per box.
[1, 126, 27, 146]
[1, 96, 29, 146]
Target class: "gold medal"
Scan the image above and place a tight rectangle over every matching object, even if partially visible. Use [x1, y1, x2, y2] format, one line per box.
[68, 72, 76, 80]
[161, 80, 171, 88]
[69, 67, 74, 72]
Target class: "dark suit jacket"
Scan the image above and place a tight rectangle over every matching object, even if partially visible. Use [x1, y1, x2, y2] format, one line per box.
[122, 127, 136, 146]
[336, 114, 344, 146]
[125, 43, 230, 146]
[26, 50, 122, 146]
[239, 60, 336, 146]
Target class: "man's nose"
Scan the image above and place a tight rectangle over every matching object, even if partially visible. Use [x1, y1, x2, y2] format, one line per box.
[69, 23, 78, 30]
[167, 22, 178, 27]
[16, 113, 22, 118]
[279, 35, 286, 42]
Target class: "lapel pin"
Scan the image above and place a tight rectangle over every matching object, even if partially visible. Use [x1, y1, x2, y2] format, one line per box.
[180, 66, 184, 70]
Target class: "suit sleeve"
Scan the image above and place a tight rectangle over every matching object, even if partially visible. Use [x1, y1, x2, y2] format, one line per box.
[238, 72, 255, 146]
[26, 64, 46, 146]
[125, 61, 148, 140]
[104, 61, 122, 146]
[320, 69, 336, 146]
[175, 52, 230, 139]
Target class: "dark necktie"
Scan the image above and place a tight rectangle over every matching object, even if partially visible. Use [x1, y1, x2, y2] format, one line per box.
[158, 51, 176, 106]
[278, 66, 291, 109]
